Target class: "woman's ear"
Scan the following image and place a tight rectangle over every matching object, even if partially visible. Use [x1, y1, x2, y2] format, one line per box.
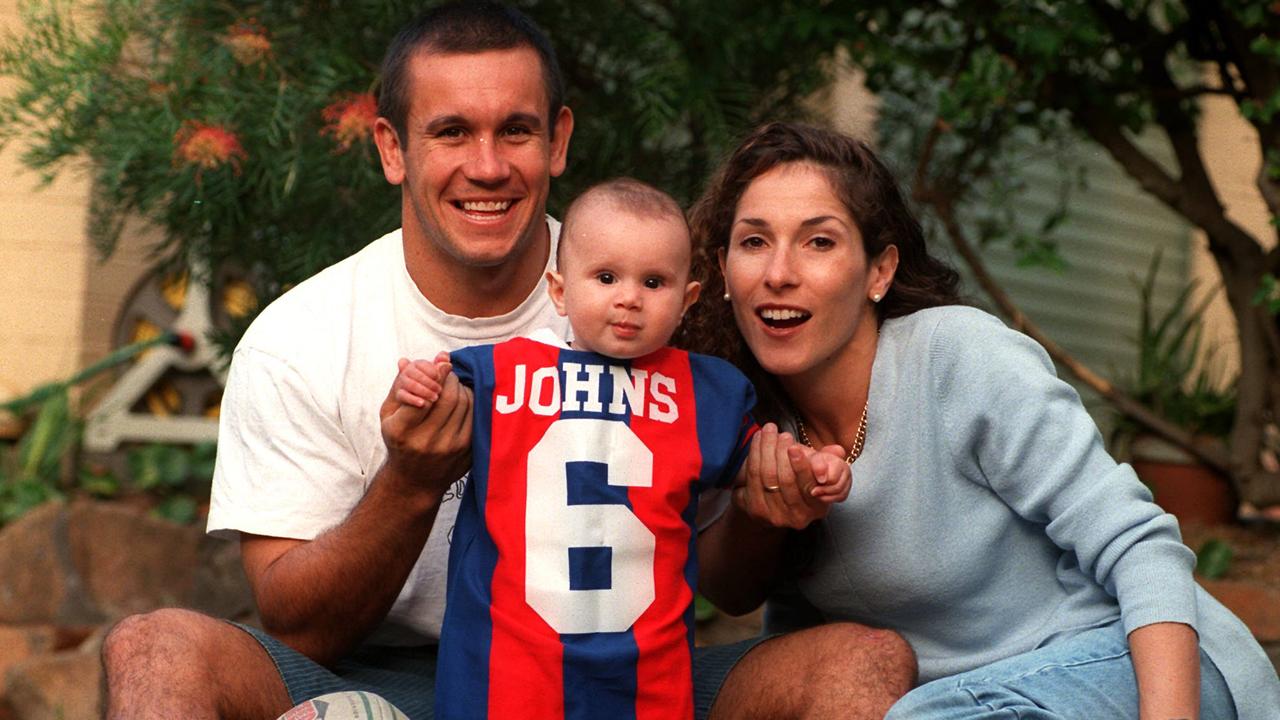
[870, 245, 899, 301]
[717, 247, 729, 298]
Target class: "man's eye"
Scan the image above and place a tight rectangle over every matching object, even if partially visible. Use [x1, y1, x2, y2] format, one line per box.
[644, 277, 664, 289]
[597, 272, 615, 284]
[502, 125, 532, 137]
[437, 127, 464, 139]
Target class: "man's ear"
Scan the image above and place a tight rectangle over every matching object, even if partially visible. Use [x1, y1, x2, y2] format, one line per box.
[373, 117, 406, 186]
[549, 106, 574, 178]
[546, 270, 568, 316]
[681, 281, 702, 316]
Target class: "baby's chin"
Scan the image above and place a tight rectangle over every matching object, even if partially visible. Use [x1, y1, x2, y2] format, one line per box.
[569, 339, 666, 360]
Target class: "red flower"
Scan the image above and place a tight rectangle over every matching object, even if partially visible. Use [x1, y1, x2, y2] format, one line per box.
[224, 19, 271, 66]
[173, 121, 247, 173]
[321, 93, 378, 152]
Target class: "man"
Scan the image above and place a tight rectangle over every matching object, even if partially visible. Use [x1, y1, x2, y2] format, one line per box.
[101, 4, 914, 718]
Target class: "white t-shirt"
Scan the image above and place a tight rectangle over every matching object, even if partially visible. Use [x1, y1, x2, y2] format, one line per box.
[208, 221, 570, 646]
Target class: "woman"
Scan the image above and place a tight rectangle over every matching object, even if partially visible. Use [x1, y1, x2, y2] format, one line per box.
[685, 122, 1278, 719]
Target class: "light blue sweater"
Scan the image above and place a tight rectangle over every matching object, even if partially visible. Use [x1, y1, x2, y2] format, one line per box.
[766, 307, 1278, 717]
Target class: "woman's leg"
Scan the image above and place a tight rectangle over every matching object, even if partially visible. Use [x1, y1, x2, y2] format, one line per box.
[884, 620, 1235, 720]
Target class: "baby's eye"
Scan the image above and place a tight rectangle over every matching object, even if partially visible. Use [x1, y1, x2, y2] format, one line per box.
[596, 272, 616, 284]
[643, 277, 664, 289]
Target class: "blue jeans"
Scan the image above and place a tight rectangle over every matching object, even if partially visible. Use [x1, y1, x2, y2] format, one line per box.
[885, 620, 1236, 719]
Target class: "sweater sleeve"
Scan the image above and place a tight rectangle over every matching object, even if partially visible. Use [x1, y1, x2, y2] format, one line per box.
[931, 309, 1198, 636]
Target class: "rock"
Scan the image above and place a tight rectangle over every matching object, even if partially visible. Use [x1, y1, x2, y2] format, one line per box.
[0, 502, 100, 626]
[191, 531, 255, 621]
[1202, 579, 1280, 643]
[66, 500, 202, 618]
[0, 626, 56, 695]
[5, 630, 103, 720]
[0, 500, 254, 629]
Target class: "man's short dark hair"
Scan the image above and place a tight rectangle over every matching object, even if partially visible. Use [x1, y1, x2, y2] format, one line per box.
[377, 1, 565, 144]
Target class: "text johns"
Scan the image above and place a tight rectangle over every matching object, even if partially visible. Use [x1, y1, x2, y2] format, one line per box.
[495, 362, 678, 423]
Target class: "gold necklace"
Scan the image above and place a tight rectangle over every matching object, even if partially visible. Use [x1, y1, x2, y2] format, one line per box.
[795, 402, 868, 464]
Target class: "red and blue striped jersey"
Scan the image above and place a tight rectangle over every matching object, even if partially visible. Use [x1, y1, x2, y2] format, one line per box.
[436, 337, 757, 720]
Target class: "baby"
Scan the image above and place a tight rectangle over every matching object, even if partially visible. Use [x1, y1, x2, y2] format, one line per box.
[391, 178, 849, 720]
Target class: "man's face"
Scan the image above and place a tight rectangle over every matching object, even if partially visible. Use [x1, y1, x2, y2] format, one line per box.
[374, 47, 573, 271]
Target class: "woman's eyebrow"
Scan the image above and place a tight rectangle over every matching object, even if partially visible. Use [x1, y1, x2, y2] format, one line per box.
[801, 215, 843, 227]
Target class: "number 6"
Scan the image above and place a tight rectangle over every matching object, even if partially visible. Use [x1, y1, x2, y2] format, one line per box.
[525, 418, 657, 634]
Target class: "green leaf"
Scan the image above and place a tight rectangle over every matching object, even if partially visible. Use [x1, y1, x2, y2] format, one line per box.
[152, 495, 198, 525]
[693, 594, 719, 623]
[156, 445, 191, 488]
[16, 388, 75, 484]
[189, 441, 217, 482]
[127, 444, 163, 490]
[1195, 538, 1233, 580]
[78, 464, 119, 497]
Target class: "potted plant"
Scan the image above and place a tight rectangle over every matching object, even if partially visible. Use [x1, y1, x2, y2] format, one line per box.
[1115, 253, 1238, 527]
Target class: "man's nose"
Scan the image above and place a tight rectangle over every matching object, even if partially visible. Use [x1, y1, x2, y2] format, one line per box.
[464, 136, 510, 184]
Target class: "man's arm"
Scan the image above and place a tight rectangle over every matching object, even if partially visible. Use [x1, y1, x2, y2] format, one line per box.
[240, 368, 472, 665]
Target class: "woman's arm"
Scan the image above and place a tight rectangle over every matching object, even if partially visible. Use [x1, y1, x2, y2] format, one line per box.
[1129, 622, 1200, 720]
[698, 424, 848, 614]
[934, 311, 1203, 718]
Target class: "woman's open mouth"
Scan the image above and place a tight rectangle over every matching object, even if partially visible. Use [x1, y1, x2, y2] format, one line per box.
[758, 307, 811, 329]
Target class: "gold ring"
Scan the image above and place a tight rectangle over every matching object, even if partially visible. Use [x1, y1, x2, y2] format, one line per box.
[763, 485, 782, 493]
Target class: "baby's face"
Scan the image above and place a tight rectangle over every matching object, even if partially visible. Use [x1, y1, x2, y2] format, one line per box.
[548, 204, 700, 359]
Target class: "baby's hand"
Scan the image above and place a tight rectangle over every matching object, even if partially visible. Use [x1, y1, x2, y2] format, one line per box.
[802, 445, 852, 504]
[390, 356, 451, 411]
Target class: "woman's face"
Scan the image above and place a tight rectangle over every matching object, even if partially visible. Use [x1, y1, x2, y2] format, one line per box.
[721, 161, 894, 379]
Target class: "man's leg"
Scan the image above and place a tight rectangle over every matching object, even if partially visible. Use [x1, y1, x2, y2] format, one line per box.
[708, 623, 916, 720]
[102, 608, 293, 720]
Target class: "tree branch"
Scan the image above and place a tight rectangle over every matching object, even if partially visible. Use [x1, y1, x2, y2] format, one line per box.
[1077, 115, 1262, 266]
[913, 161, 1233, 474]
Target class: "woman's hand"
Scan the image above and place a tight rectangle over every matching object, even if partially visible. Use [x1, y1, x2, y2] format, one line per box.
[733, 423, 851, 529]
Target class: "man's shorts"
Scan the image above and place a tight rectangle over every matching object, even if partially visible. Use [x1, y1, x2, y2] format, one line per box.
[235, 622, 767, 720]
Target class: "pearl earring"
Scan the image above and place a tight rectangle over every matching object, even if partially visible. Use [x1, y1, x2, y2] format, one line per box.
[871, 292, 882, 303]
[724, 292, 731, 301]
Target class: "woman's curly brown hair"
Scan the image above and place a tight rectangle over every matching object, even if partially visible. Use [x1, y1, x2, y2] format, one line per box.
[676, 121, 963, 421]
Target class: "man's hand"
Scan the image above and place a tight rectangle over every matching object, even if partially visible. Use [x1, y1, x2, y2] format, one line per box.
[242, 352, 475, 664]
[379, 351, 473, 500]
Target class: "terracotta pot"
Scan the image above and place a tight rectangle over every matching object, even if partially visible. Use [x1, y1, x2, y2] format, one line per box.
[1130, 435, 1238, 527]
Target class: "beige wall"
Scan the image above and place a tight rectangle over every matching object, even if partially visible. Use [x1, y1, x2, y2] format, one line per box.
[0, 0, 150, 434]
[1190, 89, 1275, 386]
[1, 0, 92, 411]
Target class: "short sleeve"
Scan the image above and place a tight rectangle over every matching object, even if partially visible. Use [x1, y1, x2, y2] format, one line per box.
[207, 347, 365, 541]
[690, 354, 759, 489]
[449, 345, 482, 390]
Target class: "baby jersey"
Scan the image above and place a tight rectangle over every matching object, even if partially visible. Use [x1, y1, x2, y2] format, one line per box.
[436, 337, 757, 720]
